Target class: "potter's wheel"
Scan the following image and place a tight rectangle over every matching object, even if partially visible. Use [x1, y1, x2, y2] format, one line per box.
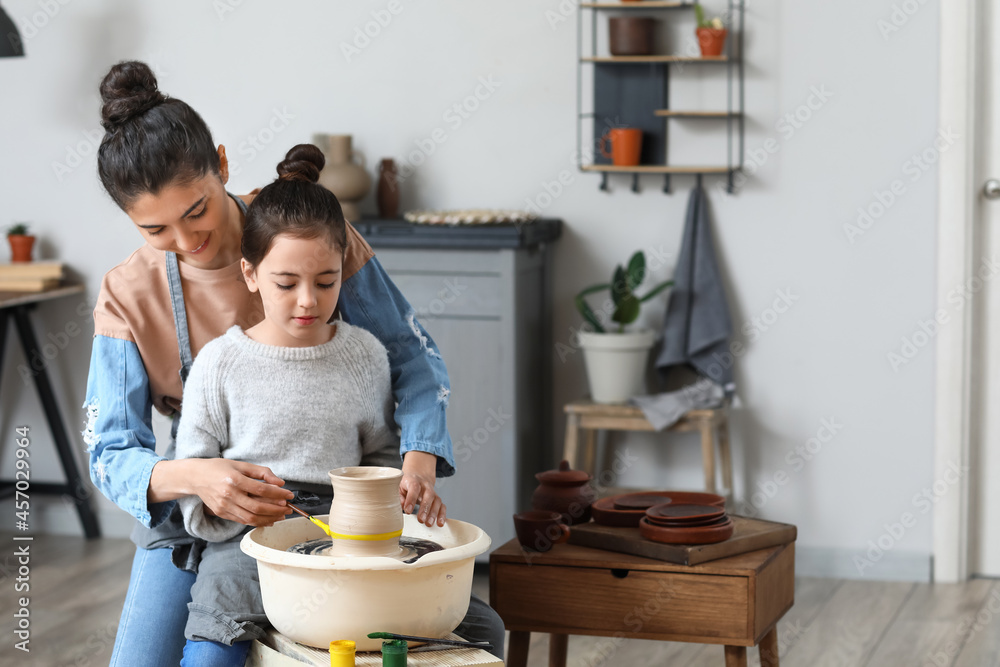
[287, 536, 444, 564]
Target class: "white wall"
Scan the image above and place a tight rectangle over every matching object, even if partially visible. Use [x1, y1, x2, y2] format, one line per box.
[0, 0, 941, 580]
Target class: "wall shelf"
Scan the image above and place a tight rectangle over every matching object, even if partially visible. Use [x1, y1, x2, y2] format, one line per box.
[576, 1, 745, 193]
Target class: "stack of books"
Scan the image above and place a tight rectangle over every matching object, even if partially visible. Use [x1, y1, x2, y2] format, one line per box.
[0, 262, 64, 291]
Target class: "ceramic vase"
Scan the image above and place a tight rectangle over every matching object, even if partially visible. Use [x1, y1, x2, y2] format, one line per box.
[315, 134, 371, 222]
[8, 235, 35, 262]
[376, 158, 400, 219]
[531, 460, 597, 525]
[327, 466, 403, 557]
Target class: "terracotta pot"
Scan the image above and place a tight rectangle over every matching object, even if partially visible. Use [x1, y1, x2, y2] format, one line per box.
[315, 133, 371, 222]
[8, 235, 35, 263]
[531, 460, 596, 525]
[376, 158, 400, 219]
[327, 466, 403, 557]
[696, 27, 727, 57]
[609, 17, 656, 56]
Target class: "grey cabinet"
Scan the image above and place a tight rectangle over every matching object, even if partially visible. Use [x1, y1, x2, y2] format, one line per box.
[360, 220, 560, 556]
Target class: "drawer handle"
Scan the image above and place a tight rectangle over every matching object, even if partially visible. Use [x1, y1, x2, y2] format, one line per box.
[610, 569, 630, 579]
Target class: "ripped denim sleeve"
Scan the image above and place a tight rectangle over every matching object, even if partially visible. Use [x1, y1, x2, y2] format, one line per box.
[83, 336, 172, 527]
[338, 257, 456, 477]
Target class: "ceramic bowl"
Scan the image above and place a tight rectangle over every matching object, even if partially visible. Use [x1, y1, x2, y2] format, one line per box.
[241, 514, 490, 650]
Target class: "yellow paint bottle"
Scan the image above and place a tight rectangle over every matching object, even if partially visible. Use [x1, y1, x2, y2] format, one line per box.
[330, 640, 356, 666]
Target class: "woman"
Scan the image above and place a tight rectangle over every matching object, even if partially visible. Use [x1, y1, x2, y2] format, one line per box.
[84, 61, 503, 665]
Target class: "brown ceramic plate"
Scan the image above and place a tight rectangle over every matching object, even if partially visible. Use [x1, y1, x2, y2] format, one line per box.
[638, 516, 734, 545]
[591, 495, 665, 527]
[656, 491, 726, 508]
[613, 493, 673, 511]
[646, 503, 726, 523]
[645, 514, 730, 528]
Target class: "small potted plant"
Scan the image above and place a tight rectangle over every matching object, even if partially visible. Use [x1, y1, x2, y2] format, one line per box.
[576, 251, 673, 403]
[7, 223, 35, 263]
[694, 3, 727, 57]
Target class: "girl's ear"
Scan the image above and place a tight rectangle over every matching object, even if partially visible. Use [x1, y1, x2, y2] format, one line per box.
[241, 258, 258, 292]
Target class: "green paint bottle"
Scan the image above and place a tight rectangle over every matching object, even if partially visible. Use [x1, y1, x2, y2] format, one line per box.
[381, 639, 407, 666]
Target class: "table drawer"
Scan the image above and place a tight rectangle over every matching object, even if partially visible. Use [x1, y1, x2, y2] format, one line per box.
[389, 273, 502, 319]
[493, 563, 750, 642]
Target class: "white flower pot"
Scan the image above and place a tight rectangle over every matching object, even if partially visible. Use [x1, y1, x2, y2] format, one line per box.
[578, 329, 656, 404]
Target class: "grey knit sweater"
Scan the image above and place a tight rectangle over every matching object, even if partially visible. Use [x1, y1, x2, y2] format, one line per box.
[175, 323, 402, 542]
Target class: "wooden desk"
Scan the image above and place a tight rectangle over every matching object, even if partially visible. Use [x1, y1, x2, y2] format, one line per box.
[0, 285, 100, 538]
[490, 539, 794, 667]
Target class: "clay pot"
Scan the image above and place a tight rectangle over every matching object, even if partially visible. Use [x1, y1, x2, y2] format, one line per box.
[315, 133, 371, 222]
[8, 235, 35, 263]
[696, 27, 727, 57]
[327, 466, 403, 557]
[609, 17, 656, 56]
[376, 158, 399, 219]
[531, 460, 596, 525]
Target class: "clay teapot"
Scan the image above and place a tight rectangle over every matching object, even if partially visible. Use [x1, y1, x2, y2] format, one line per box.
[531, 460, 596, 525]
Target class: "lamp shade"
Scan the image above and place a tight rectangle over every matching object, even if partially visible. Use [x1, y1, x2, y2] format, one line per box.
[0, 5, 24, 57]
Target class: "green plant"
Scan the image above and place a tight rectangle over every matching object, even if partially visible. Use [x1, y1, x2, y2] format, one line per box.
[7, 223, 29, 237]
[694, 3, 725, 30]
[575, 251, 673, 334]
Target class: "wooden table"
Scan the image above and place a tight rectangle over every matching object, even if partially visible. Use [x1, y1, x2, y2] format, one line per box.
[0, 285, 100, 537]
[490, 539, 794, 667]
[563, 400, 733, 497]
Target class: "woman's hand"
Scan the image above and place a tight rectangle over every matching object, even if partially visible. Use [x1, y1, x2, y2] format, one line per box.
[399, 451, 447, 527]
[151, 458, 294, 526]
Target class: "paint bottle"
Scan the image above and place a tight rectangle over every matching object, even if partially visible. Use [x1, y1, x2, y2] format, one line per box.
[330, 640, 356, 667]
[381, 639, 408, 666]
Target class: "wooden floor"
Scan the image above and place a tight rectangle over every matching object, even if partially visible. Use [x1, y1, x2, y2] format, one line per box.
[4, 534, 1000, 666]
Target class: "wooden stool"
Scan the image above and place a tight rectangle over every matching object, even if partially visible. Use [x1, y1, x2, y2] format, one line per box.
[563, 400, 733, 496]
[247, 630, 503, 666]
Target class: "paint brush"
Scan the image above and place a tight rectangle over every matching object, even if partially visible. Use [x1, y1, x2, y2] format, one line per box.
[287, 503, 333, 537]
[367, 632, 493, 650]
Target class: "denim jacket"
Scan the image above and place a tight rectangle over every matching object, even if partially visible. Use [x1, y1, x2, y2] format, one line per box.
[83, 257, 455, 528]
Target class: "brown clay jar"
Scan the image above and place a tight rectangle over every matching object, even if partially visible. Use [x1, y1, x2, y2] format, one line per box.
[531, 460, 597, 525]
[376, 158, 399, 219]
[609, 17, 656, 57]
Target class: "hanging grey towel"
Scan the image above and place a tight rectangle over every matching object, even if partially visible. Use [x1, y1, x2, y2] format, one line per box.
[654, 182, 735, 394]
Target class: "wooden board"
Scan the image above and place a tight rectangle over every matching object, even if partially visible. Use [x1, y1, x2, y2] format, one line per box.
[249, 630, 503, 666]
[567, 515, 796, 566]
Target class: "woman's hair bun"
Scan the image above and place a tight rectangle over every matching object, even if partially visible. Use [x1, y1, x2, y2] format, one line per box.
[100, 61, 167, 132]
[276, 144, 325, 184]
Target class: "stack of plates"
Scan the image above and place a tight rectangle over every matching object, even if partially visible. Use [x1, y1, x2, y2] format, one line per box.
[638, 503, 734, 544]
[591, 491, 725, 528]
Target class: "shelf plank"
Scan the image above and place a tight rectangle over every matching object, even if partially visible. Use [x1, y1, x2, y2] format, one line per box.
[654, 110, 740, 117]
[582, 55, 729, 63]
[581, 165, 732, 174]
[581, 2, 694, 7]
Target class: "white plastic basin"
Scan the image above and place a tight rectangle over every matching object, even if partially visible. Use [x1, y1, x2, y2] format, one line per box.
[241, 514, 491, 650]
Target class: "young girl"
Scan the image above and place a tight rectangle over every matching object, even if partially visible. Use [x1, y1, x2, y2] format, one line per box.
[172, 144, 402, 664]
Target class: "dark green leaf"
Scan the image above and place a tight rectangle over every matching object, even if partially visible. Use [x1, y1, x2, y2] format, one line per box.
[611, 266, 631, 307]
[638, 280, 674, 303]
[612, 294, 641, 326]
[626, 251, 645, 290]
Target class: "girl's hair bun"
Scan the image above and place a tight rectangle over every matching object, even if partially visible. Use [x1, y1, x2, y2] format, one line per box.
[100, 61, 167, 132]
[276, 144, 325, 184]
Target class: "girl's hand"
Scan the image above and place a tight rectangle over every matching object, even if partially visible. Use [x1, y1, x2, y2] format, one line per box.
[399, 451, 447, 527]
[187, 459, 294, 526]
